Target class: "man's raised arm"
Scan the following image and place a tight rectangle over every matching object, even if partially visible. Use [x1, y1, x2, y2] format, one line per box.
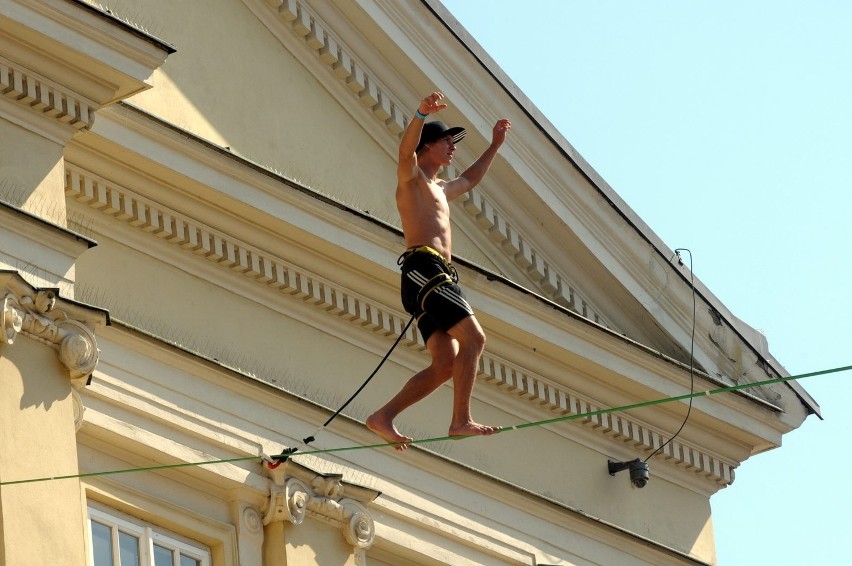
[398, 92, 448, 183]
[444, 118, 511, 201]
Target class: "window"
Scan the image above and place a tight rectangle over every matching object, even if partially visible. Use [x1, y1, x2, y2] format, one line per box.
[88, 505, 211, 566]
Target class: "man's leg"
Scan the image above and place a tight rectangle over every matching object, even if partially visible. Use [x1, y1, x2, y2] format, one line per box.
[366, 331, 458, 450]
[445, 315, 500, 437]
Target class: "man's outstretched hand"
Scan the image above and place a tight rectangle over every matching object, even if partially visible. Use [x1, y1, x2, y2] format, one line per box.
[492, 118, 511, 147]
[419, 92, 448, 116]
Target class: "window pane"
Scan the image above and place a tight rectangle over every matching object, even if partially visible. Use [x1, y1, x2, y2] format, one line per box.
[153, 544, 173, 566]
[179, 555, 200, 566]
[118, 531, 140, 566]
[91, 521, 113, 566]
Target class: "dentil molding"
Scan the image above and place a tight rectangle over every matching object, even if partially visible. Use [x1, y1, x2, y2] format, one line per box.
[0, 57, 95, 133]
[0, 0, 173, 141]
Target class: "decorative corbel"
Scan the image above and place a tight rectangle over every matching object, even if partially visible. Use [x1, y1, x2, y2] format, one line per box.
[262, 459, 381, 550]
[71, 389, 85, 431]
[1, 288, 100, 388]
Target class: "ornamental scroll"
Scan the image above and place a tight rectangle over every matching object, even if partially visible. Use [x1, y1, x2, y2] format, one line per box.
[262, 459, 381, 550]
[2, 288, 100, 388]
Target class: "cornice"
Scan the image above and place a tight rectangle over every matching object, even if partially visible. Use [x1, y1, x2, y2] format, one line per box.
[1, 270, 106, 388]
[458, 188, 617, 331]
[66, 163, 739, 489]
[0, 199, 94, 293]
[241, 0, 407, 157]
[65, 0, 176, 56]
[0, 0, 172, 102]
[0, 195, 95, 247]
[65, 161, 418, 342]
[0, 0, 171, 140]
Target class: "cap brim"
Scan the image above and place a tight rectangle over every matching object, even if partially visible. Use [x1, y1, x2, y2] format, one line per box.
[446, 127, 466, 144]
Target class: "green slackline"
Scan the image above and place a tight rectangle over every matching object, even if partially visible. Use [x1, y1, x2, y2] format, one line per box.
[1, 363, 850, 487]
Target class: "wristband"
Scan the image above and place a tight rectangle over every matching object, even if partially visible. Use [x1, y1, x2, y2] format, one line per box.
[414, 110, 427, 120]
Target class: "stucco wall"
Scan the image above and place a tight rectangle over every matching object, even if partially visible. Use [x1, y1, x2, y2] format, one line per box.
[125, 0, 397, 222]
[0, 338, 88, 565]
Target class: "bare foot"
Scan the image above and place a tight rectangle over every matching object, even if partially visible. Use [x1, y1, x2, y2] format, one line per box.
[448, 421, 502, 439]
[366, 413, 413, 451]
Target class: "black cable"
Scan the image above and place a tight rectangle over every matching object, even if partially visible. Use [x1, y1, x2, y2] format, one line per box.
[321, 314, 415, 428]
[275, 314, 416, 460]
[645, 248, 695, 463]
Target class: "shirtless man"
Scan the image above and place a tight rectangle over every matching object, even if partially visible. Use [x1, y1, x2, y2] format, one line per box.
[366, 92, 511, 450]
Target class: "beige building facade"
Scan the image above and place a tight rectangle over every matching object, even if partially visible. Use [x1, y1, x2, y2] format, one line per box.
[0, 1, 818, 565]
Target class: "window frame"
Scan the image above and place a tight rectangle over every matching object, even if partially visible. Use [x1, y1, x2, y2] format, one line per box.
[87, 504, 211, 566]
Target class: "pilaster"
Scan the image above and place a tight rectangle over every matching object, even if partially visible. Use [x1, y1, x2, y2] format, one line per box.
[0, 270, 107, 565]
[232, 497, 267, 566]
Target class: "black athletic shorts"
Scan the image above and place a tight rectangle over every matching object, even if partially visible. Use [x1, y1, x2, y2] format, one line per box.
[399, 246, 474, 344]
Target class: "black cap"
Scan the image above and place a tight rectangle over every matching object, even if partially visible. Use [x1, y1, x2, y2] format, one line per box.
[416, 120, 467, 153]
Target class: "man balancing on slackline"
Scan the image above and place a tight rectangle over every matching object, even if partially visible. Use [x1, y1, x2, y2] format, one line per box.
[366, 92, 511, 451]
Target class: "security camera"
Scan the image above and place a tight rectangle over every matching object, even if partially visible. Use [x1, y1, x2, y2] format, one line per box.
[628, 461, 650, 488]
[608, 458, 650, 489]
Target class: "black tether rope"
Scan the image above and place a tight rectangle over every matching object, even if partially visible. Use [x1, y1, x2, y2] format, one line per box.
[275, 314, 416, 460]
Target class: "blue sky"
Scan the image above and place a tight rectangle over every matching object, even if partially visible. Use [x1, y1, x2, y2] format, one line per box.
[441, 1, 852, 563]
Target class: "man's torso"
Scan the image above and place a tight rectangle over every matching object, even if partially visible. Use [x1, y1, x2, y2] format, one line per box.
[396, 173, 452, 261]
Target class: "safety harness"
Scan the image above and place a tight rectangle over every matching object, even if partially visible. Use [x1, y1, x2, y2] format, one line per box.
[398, 245, 460, 319]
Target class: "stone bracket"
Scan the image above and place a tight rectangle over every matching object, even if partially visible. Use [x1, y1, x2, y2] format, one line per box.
[1, 273, 104, 388]
[262, 459, 381, 549]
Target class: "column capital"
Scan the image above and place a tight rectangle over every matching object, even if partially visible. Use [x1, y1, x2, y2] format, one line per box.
[1, 271, 107, 388]
[262, 459, 381, 549]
